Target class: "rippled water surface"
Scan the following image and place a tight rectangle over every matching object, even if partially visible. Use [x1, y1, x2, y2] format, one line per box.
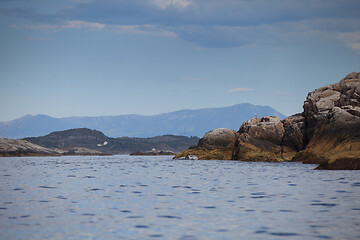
[1, 155, 360, 239]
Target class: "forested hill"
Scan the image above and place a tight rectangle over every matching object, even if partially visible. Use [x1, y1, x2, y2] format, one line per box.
[25, 128, 200, 154]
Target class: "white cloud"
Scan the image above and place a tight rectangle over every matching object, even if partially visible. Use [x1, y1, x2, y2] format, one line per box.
[151, 0, 193, 9]
[63, 20, 106, 30]
[13, 20, 106, 31]
[227, 88, 255, 93]
[351, 43, 360, 51]
[335, 31, 360, 54]
[112, 24, 176, 38]
[176, 17, 360, 49]
[12, 21, 176, 38]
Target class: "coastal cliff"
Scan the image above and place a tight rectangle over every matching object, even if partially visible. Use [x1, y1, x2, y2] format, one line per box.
[174, 72, 360, 170]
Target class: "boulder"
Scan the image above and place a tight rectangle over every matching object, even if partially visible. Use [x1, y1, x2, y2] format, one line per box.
[198, 128, 239, 150]
[173, 128, 238, 160]
[238, 116, 284, 146]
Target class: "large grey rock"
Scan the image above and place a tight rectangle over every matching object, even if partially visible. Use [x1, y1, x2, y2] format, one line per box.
[197, 128, 239, 150]
[303, 72, 360, 142]
[232, 114, 305, 160]
[238, 116, 284, 146]
[281, 114, 305, 151]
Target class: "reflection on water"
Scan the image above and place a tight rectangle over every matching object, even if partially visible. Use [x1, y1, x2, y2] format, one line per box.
[1, 155, 360, 239]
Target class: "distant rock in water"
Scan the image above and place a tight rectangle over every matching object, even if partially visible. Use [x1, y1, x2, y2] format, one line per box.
[130, 150, 175, 156]
[175, 72, 360, 170]
[62, 147, 108, 156]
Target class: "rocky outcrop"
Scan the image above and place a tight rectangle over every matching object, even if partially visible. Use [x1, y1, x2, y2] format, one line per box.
[0, 138, 111, 157]
[292, 72, 360, 169]
[173, 128, 239, 160]
[231, 114, 305, 161]
[232, 116, 284, 162]
[174, 72, 360, 170]
[302, 72, 360, 145]
[0, 138, 61, 157]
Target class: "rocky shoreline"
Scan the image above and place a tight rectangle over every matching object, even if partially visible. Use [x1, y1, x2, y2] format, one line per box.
[0, 138, 60, 157]
[175, 72, 360, 170]
[0, 138, 110, 157]
[130, 150, 175, 156]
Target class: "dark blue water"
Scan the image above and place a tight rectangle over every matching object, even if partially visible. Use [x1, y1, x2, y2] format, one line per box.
[0, 155, 359, 239]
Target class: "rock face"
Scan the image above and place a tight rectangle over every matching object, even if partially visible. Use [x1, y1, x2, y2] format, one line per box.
[175, 72, 360, 170]
[292, 72, 360, 169]
[232, 116, 284, 162]
[302, 72, 360, 144]
[231, 114, 305, 161]
[0, 138, 61, 157]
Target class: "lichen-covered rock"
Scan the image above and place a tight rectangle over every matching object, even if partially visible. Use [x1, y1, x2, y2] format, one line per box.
[281, 114, 305, 152]
[239, 116, 285, 146]
[232, 116, 285, 161]
[232, 141, 279, 162]
[293, 72, 360, 169]
[232, 115, 305, 161]
[316, 158, 360, 170]
[173, 128, 238, 160]
[303, 72, 360, 143]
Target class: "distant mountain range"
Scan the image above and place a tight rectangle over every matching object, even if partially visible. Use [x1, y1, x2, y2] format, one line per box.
[0, 103, 286, 139]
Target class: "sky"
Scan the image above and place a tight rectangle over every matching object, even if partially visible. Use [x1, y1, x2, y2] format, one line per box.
[0, 0, 360, 122]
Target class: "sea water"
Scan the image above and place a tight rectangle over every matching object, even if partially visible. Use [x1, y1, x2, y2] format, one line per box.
[0, 155, 359, 240]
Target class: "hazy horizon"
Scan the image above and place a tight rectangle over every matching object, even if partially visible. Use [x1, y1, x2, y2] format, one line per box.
[1, 0, 360, 122]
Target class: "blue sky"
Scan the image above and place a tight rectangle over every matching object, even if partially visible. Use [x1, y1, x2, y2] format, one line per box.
[1, 0, 360, 122]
